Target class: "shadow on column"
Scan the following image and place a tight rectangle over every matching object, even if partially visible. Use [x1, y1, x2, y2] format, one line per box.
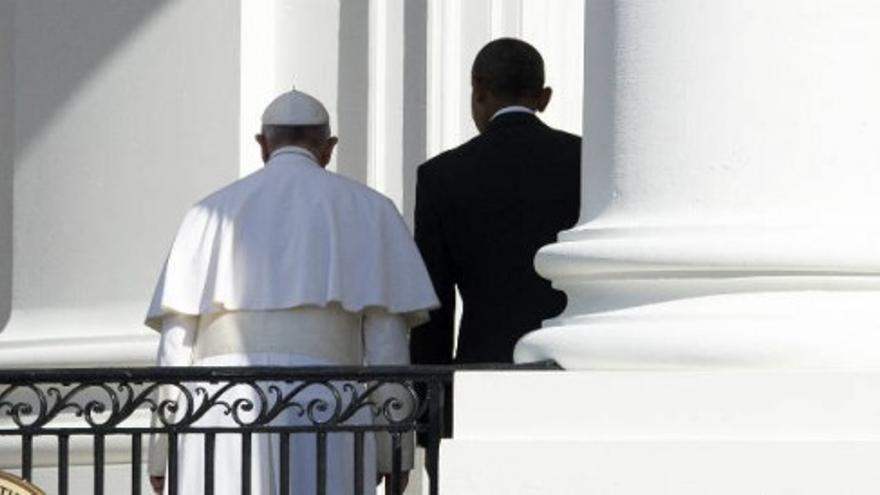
[336, 0, 370, 184]
[402, 0, 428, 227]
[579, 0, 618, 224]
[0, 1, 13, 330]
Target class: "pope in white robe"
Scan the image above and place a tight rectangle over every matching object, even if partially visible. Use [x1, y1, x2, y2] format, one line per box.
[145, 87, 439, 495]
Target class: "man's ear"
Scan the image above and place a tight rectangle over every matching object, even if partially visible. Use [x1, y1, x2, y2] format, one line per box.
[255, 134, 270, 163]
[535, 87, 553, 112]
[472, 79, 489, 104]
[320, 137, 338, 167]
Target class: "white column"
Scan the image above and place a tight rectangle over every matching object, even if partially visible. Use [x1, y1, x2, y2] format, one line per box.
[426, 0, 584, 157]
[367, 0, 405, 210]
[516, 0, 880, 369]
[520, 0, 583, 135]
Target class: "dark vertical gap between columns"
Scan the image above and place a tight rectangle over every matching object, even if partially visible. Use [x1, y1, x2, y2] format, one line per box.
[402, 0, 429, 227]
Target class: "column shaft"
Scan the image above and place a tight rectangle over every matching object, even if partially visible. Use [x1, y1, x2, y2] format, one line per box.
[518, 0, 880, 369]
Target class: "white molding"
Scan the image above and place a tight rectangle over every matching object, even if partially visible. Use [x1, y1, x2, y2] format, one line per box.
[490, 0, 522, 39]
[368, 0, 405, 210]
[0, 305, 156, 368]
[452, 370, 880, 440]
[0, 334, 156, 368]
[442, 370, 880, 493]
[426, 0, 463, 158]
[442, 439, 880, 494]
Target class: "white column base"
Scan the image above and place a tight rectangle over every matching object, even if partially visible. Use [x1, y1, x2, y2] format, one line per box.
[519, 226, 880, 369]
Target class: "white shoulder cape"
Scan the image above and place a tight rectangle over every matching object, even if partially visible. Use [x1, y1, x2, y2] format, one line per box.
[145, 148, 439, 330]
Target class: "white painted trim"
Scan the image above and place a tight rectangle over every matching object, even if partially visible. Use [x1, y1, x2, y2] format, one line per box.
[367, 0, 405, 210]
[368, 0, 387, 192]
[426, 0, 463, 157]
[490, 0, 522, 39]
[452, 370, 880, 439]
[0, 334, 156, 368]
[0, 305, 156, 368]
[442, 369, 880, 493]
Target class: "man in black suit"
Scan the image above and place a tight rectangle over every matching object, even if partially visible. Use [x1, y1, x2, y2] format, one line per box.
[411, 38, 581, 365]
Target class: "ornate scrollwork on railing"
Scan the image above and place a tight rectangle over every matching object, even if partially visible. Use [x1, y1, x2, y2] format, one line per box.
[0, 367, 437, 434]
[0, 363, 552, 495]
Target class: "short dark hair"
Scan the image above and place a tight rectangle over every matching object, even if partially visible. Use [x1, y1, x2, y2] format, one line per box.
[471, 38, 545, 99]
[261, 124, 329, 148]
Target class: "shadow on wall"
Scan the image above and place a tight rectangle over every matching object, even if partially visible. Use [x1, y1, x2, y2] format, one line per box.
[1, 0, 170, 331]
[13, 0, 171, 168]
[0, 1, 14, 329]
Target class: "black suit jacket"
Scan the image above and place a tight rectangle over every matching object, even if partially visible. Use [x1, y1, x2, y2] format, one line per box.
[411, 112, 581, 364]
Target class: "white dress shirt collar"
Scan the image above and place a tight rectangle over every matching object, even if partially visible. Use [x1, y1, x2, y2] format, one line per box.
[490, 105, 536, 121]
[269, 145, 319, 164]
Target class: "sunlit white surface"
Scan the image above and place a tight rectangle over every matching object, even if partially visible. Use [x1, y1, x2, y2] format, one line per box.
[519, 0, 880, 370]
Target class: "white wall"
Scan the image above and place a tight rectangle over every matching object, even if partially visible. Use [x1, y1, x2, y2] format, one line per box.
[0, 0, 242, 366]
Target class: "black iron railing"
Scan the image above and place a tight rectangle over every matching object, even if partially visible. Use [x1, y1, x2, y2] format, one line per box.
[0, 366, 454, 495]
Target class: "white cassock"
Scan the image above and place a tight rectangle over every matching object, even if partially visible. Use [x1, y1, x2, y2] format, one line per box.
[144, 146, 439, 495]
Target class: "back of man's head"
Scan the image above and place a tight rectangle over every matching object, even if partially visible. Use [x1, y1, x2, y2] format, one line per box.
[471, 38, 545, 100]
[257, 123, 336, 167]
[261, 124, 329, 150]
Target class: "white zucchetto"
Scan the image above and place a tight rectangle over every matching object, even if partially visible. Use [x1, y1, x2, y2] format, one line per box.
[261, 87, 329, 126]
